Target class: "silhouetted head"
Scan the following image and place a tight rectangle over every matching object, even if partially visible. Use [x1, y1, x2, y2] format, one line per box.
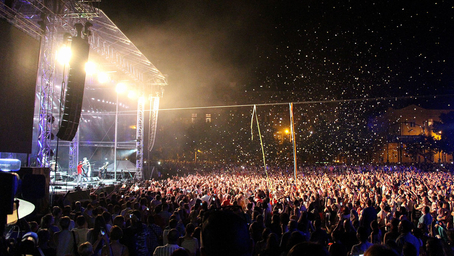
[364, 244, 399, 256]
[287, 242, 329, 256]
[201, 210, 252, 256]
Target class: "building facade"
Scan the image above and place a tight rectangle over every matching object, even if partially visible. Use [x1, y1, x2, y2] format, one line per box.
[374, 104, 453, 164]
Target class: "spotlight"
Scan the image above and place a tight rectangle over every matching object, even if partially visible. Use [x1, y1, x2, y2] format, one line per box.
[57, 45, 72, 65]
[116, 83, 127, 94]
[127, 90, 137, 99]
[98, 72, 109, 83]
[85, 61, 96, 75]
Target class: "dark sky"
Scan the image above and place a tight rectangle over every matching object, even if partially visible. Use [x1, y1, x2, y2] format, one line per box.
[101, 0, 454, 109]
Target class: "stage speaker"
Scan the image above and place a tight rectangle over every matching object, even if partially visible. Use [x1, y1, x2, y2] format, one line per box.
[17, 167, 50, 195]
[16, 167, 50, 213]
[57, 35, 89, 141]
[0, 172, 19, 214]
[22, 174, 46, 200]
[0, 19, 40, 153]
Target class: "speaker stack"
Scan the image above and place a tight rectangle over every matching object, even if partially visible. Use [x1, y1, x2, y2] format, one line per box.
[57, 23, 90, 141]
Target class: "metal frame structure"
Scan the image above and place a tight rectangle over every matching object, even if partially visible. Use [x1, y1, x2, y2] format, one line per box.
[148, 95, 161, 152]
[0, 0, 167, 179]
[135, 94, 145, 180]
[68, 130, 79, 172]
[36, 16, 56, 167]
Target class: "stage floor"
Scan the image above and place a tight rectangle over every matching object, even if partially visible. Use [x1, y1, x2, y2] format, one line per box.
[49, 170, 137, 195]
[49, 178, 122, 195]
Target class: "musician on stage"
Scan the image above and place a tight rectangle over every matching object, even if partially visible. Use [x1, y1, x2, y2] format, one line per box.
[77, 161, 84, 186]
[82, 157, 91, 181]
[99, 162, 108, 180]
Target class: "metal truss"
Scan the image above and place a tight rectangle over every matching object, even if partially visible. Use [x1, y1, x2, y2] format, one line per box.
[36, 15, 57, 167]
[0, 2, 43, 39]
[88, 9, 167, 85]
[136, 87, 165, 180]
[148, 95, 161, 152]
[12, 0, 100, 19]
[65, 0, 100, 18]
[68, 130, 79, 172]
[135, 96, 145, 180]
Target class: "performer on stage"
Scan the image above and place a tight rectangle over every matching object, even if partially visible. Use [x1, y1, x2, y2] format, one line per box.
[82, 157, 91, 181]
[99, 162, 108, 179]
[77, 161, 84, 186]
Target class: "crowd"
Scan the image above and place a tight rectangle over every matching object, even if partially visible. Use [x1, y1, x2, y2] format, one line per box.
[2, 164, 454, 256]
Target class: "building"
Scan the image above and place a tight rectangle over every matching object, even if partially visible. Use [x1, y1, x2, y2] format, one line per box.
[374, 104, 453, 164]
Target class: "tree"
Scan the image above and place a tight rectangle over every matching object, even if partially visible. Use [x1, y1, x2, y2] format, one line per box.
[404, 135, 437, 163]
[434, 111, 454, 159]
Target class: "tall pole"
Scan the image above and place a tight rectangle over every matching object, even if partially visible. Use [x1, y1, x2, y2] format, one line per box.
[289, 103, 297, 181]
[114, 93, 119, 181]
[399, 122, 402, 163]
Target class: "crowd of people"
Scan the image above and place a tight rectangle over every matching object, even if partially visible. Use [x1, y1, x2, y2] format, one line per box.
[3, 164, 454, 256]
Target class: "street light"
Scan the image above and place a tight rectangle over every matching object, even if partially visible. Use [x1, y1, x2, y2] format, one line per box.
[114, 83, 127, 181]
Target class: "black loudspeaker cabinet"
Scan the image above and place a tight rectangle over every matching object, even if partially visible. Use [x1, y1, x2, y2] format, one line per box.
[22, 174, 46, 200]
[16, 167, 50, 213]
[57, 36, 89, 141]
[0, 172, 19, 214]
[16, 167, 50, 200]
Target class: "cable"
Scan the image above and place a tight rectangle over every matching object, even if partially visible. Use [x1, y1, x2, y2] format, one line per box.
[82, 93, 454, 114]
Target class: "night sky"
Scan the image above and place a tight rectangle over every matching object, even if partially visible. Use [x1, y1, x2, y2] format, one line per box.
[101, 1, 454, 108]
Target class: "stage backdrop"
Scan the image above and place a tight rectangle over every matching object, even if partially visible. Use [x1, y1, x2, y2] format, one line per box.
[0, 19, 40, 153]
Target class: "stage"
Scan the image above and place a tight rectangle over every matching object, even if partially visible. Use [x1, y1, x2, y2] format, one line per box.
[48, 170, 137, 199]
[45, 177, 127, 207]
[50, 178, 118, 194]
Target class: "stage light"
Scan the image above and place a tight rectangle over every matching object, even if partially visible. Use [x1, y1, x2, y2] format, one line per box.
[116, 83, 127, 93]
[138, 96, 146, 104]
[127, 90, 137, 99]
[85, 61, 96, 75]
[57, 45, 72, 65]
[98, 72, 109, 83]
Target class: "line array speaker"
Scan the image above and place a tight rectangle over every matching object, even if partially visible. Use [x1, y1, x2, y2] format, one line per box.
[57, 36, 89, 141]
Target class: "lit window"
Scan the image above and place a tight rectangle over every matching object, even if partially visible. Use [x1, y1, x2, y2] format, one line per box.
[191, 113, 197, 123]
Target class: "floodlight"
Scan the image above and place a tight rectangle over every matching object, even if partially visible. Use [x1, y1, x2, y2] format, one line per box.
[98, 72, 109, 84]
[116, 83, 127, 94]
[85, 61, 96, 75]
[127, 90, 137, 99]
[57, 45, 72, 65]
